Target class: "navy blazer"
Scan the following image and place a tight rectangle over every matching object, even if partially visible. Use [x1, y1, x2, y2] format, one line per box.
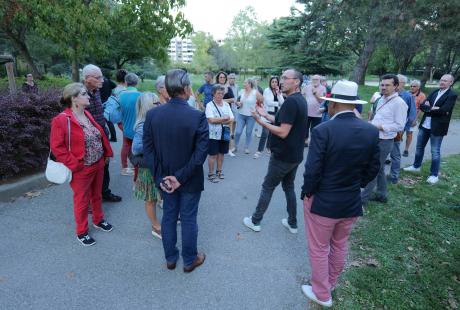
[143, 98, 209, 193]
[302, 112, 380, 219]
[419, 88, 457, 136]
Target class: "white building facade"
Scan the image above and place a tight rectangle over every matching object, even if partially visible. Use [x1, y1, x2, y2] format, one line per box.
[168, 37, 195, 64]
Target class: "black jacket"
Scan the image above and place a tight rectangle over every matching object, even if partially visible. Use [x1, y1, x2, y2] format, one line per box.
[301, 112, 380, 219]
[419, 88, 457, 136]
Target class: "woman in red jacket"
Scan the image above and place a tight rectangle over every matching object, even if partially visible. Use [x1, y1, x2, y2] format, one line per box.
[50, 83, 114, 246]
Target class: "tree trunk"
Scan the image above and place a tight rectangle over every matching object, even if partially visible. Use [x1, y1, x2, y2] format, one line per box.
[5, 30, 42, 79]
[71, 56, 79, 82]
[421, 43, 438, 89]
[350, 36, 376, 85]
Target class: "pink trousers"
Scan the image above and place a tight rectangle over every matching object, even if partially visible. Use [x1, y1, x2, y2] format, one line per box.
[121, 136, 133, 169]
[303, 196, 358, 301]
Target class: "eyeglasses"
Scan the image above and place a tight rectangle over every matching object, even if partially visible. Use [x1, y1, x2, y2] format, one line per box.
[79, 91, 88, 96]
[281, 76, 297, 81]
[90, 75, 103, 80]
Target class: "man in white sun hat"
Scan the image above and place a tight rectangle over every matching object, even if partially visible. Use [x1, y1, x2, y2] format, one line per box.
[300, 80, 380, 308]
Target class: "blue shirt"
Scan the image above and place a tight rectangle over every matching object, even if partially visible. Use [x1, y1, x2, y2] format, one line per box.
[119, 87, 141, 139]
[399, 90, 416, 130]
[197, 83, 214, 105]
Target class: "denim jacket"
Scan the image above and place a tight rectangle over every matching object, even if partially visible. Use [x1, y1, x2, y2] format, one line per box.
[131, 121, 144, 155]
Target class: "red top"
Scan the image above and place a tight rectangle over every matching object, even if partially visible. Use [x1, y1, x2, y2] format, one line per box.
[50, 108, 113, 172]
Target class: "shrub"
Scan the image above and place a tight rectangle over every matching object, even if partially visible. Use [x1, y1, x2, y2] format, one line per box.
[0, 89, 62, 181]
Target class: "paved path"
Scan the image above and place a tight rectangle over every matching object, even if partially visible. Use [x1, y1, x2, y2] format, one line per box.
[1, 121, 459, 309]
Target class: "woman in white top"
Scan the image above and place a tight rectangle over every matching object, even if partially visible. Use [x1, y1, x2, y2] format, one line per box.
[254, 76, 284, 158]
[232, 78, 264, 154]
[205, 85, 234, 182]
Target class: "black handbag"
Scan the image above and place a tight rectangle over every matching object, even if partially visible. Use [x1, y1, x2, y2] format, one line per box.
[129, 153, 148, 168]
[212, 101, 231, 141]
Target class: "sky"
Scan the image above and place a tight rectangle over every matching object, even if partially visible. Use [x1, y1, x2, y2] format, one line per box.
[180, 0, 300, 39]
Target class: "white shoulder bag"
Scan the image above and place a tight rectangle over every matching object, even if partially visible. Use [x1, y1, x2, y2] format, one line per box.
[45, 115, 72, 184]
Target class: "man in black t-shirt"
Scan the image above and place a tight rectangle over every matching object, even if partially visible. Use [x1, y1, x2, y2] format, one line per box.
[243, 69, 307, 233]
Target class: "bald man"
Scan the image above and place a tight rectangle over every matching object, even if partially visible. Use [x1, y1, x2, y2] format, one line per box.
[404, 74, 458, 184]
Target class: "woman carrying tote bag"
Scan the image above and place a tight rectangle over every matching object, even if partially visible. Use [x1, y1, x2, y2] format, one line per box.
[50, 83, 114, 246]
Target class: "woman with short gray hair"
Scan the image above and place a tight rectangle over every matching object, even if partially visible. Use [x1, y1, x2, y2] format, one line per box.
[205, 84, 234, 182]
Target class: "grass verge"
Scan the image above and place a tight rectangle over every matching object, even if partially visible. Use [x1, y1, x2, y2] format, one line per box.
[333, 155, 460, 309]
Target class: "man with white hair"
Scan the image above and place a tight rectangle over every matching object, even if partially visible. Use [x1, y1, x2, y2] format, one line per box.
[119, 73, 141, 176]
[388, 74, 416, 184]
[83, 64, 122, 203]
[403, 79, 426, 156]
[404, 74, 458, 184]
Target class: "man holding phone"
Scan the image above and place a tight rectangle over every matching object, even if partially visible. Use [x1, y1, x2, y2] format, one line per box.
[143, 69, 209, 273]
[302, 75, 326, 147]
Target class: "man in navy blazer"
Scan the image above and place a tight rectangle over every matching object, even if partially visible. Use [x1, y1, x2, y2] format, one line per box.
[143, 69, 209, 273]
[300, 81, 380, 307]
[404, 74, 457, 184]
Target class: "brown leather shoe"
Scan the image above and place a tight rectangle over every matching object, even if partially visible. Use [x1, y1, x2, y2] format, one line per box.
[166, 261, 176, 270]
[183, 253, 206, 273]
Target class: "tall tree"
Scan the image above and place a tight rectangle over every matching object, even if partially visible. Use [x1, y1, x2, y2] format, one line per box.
[189, 31, 218, 73]
[0, 0, 42, 78]
[34, 0, 110, 81]
[105, 0, 192, 69]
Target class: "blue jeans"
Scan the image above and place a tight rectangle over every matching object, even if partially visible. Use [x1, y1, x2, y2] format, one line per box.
[234, 114, 256, 150]
[413, 127, 444, 176]
[390, 141, 401, 181]
[161, 191, 201, 266]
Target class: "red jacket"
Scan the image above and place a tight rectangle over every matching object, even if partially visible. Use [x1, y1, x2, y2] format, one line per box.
[50, 108, 113, 172]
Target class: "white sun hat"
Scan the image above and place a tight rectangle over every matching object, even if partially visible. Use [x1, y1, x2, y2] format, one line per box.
[320, 80, 368, 104]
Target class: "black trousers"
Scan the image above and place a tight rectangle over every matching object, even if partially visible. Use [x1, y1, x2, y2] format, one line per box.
[306, 116, 322, 140]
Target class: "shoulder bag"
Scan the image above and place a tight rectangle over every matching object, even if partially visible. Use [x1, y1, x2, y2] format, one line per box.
[212, 101, 230, 141]
[45, 115, 73, 184]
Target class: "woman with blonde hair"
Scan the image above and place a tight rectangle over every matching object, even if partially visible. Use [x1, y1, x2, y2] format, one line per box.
[232, 78, 264, 154]
[131, 92, 162, 239]
[50, 83, 114, 246]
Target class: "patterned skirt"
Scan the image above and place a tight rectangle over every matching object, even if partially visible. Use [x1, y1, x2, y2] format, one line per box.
[134, 168, 161, 202]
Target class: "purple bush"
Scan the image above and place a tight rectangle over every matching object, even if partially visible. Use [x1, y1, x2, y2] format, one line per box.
[0, 89, 62, 181]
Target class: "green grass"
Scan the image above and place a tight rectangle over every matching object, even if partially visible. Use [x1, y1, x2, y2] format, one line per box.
[333, 155, 460, 309]
[0, 75, 71, 91]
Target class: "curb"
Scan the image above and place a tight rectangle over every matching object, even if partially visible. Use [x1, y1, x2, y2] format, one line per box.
[0, 173, 50, 202]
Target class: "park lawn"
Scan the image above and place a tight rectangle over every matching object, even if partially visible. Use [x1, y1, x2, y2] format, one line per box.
[332, 155, 460, 309]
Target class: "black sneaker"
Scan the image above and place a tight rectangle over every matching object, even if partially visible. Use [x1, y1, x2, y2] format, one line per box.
[103, 193, 122, 202]
[77, 233, 96, 246]
[93, 220, 113, 232]
[402, 150, 409, 157]
[370, 195, 388, 203]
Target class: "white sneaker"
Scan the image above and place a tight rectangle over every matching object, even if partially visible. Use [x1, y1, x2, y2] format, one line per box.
[121, 168, 134, 176]
[281, 218, 298, 234]
[244, 149, 250, 154]
[403, 165, 421, 172]
[228, 150, 236, 157]
[243, 217, 261, 232]
[253, 151, 261, 159]
[427, 175, 439, 184]
[230, 147, 237, 153]
[301, 285, 332, 308]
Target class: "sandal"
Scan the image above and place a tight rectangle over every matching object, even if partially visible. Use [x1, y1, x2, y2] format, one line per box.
[151, 226, 162, 240]
[208, 174, 219, 183]
[216, 170, 225, 179]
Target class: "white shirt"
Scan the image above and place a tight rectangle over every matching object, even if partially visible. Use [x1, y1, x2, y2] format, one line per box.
[205, 101, 234, 140]
[422, 88, 448, 130]
[263, 88, 284, 113]
[371, 92, 408, 139]
[238, 89, 257, 116]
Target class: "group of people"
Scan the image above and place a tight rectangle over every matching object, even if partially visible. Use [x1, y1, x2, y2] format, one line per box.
[49, 64, 457, 306]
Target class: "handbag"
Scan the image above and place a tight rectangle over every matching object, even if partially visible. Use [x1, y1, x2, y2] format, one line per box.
[212, 101, 231, 141]
[45, 115, 72, 184]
